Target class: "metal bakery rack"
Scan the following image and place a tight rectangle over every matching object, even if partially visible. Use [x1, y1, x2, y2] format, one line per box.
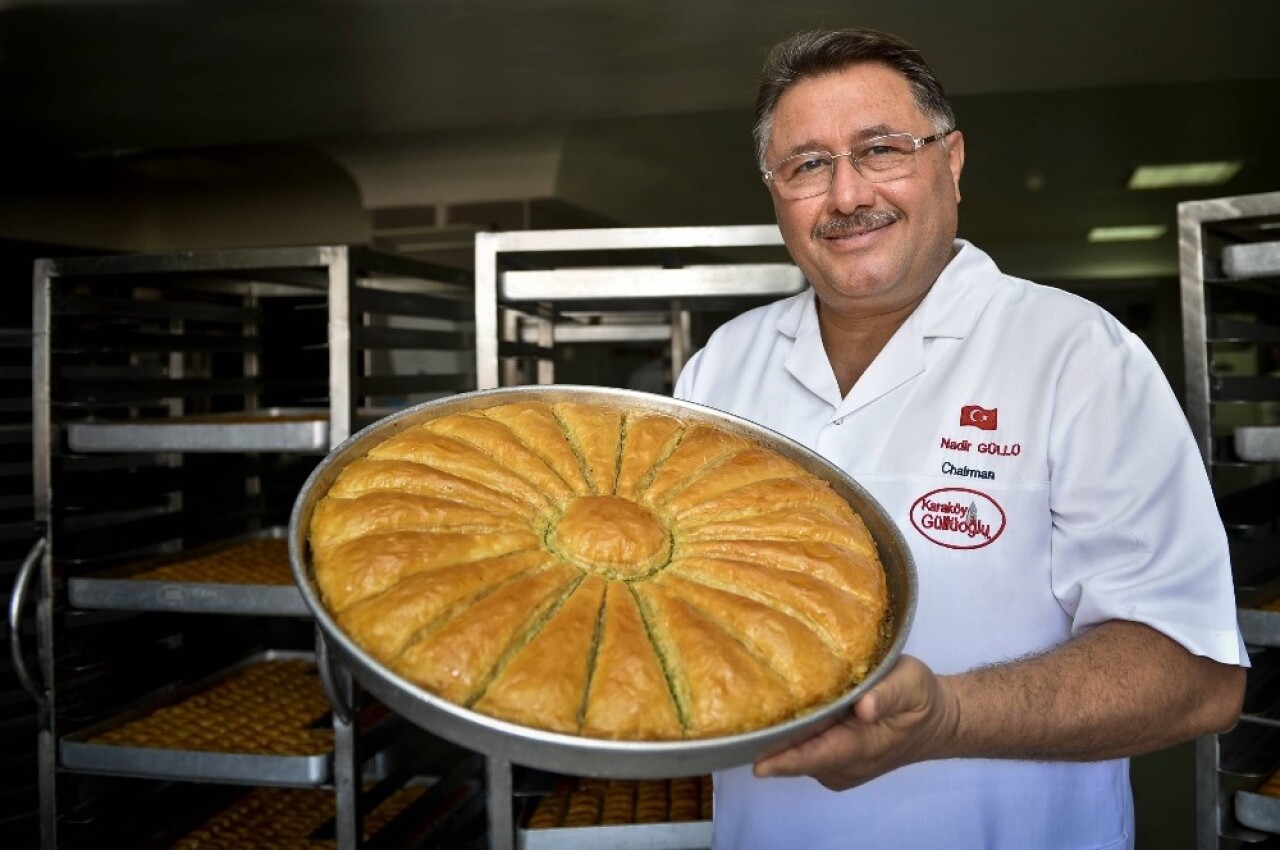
[20, 245, 485, 849]
[1180, 192, 1280, 850]
[474, 224, 805, 393]
[473, 225, 809, 850]
[0, 256, 39, 844]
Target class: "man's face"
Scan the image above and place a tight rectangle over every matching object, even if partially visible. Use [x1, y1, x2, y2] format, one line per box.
[764, 62, 965, 319]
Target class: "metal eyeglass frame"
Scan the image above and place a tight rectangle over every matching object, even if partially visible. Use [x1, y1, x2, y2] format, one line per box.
[762, 129, 954, 197]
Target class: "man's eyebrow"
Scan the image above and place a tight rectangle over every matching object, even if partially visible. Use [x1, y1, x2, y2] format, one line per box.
[854, 123, 898, 140]
[778, 139, 830, 159]
[775, 124, 903, 160]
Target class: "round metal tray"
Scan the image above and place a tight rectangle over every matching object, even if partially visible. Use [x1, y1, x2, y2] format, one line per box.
[289, 385, 916, 778]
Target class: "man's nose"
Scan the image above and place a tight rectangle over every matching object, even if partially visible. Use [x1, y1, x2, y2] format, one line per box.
[827, 154, 876, 212]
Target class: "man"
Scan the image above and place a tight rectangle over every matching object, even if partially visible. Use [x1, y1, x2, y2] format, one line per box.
[673, 28, 1246, 849]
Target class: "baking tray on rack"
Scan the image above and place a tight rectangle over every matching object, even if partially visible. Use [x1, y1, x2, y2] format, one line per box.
[1236, 782, 1280, 835]
[168, 780, 479, 850]
[1239, 605, 1280, 649]
[59, 651, 335, 786]
[517, 776, 712, 850]
[66, 408, 330, 453]
[67, 529, 308, 616]
[518, 821, 711, 850]
[1236, 427, 1280, 463]
[1224, 241, 1280, 280]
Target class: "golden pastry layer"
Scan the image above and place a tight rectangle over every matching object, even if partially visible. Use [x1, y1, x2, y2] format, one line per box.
[132, 538, 292, 585]
[88, 658, 331, 755]
[526, 776, 713, 829]
[171, 784, 432, 849]
[309, 400, 888, 740]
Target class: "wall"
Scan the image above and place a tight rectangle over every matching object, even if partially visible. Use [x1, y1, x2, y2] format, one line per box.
[0, 145, 370, 254]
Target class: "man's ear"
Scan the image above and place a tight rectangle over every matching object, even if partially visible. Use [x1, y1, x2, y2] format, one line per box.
[947, 130, 965, 203]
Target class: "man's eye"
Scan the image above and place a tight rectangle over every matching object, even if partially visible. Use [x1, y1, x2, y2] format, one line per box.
[861, 145, 898, 158]
[788, 156, 830, 178]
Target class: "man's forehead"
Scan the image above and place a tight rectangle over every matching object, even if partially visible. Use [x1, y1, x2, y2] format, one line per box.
[769, 68, 923, 157]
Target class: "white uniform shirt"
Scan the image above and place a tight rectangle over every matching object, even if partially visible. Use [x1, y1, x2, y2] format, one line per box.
[673, 241, 1244, 850]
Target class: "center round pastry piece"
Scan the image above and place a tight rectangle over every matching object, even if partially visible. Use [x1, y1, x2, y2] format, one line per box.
[548, 495, 671, 579]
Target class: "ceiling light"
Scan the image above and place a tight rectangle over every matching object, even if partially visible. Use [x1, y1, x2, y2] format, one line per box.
[1127, 161, 1242, 190]
[1087, 225, 1168, 242]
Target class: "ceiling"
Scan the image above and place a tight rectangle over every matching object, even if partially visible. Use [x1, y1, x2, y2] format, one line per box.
[2, 0, 1279, 281]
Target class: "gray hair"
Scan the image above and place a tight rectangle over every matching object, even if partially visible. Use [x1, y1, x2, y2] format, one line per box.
[753, 28, 956, 171]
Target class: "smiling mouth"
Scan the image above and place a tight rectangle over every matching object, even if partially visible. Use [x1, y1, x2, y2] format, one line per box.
[812, 209, 901, 240]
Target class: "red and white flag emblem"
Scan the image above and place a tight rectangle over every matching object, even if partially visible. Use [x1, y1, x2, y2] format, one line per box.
[960, 405, 998, 430]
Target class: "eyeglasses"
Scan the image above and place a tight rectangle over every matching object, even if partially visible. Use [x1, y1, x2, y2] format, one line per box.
[763, 129, 954, 200]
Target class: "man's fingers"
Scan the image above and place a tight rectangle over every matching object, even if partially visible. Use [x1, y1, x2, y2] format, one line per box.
[754, 732, 828, 778]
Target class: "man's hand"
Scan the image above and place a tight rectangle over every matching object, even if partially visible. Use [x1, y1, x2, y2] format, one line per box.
[753, 655, 958, 791]
[752, 621, 1244, 791]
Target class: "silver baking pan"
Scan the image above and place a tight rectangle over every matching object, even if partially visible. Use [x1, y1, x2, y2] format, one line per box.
[1240, 606, 1280, 650]
[1223, 241, 1280, 280]
[67, 408, 330, 453]
[59, 650, 333, 786]
[289, 385, 917, 778]
[67, 528, 309, 617]
[1236, 789, 1280, 834]
[517, 820, 712, 850]
[1236, 427, 1280, 463]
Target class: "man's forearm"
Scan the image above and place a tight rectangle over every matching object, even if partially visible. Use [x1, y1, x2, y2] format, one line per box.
[939, 619, 1245, 762]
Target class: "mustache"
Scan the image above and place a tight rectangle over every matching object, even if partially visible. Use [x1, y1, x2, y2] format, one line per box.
[811, 209, 901, 239]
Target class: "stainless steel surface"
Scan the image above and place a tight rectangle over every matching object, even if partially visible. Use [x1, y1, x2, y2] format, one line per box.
[475, 225, 790, 390]
[290, 384, 917, 779]
[488, 757, 515, 850]
[328, 248, 356, 446]
[31, 258, 58, 850]
[1224, 241, 1280, 279]
[520, 321, 675, 344]
[1235, 790, 1280, 834]
[333, 695, 362, 850]
[66, 409, 330, 454]
[7, 538, 48, 709]
[66, 529, 308, 616]
[517, 821, 711, 850]
[58, 651, 332, 786]
[500, 265, 804, 301]
[1239, 608, 1280, 648]
[316, 622, 357, 726]
[1236, 427, 1280, 462]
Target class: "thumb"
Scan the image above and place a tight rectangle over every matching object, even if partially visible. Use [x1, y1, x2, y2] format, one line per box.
[855, 656, 924, 723]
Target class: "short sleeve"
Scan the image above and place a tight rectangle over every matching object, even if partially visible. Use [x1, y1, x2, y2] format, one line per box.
[1047, 332, 1245, 665]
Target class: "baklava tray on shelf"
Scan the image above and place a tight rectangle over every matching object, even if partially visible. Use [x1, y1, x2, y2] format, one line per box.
[65, 408, 330, 454]
[1235, 426, 1280, 463]
[168, 779, 479, 850]
[59, 650, 391, 786]
[67, 529, 308, 616]
[516, 775, 712, 850]
[1236, 763, 1280, 835]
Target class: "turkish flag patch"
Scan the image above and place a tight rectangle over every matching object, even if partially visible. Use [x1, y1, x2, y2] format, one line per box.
[960, 405, 998, 430]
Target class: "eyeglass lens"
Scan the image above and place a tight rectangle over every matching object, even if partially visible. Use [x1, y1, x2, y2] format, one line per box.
[773, 134, 926, 199]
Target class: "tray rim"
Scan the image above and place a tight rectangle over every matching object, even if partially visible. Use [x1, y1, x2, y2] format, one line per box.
[67, 528, 308, 616]
[516, 819, 713, 850]
[59, 649, 334, 786]
[289, 385, 917, 778]
[66, 407, 331, 453]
